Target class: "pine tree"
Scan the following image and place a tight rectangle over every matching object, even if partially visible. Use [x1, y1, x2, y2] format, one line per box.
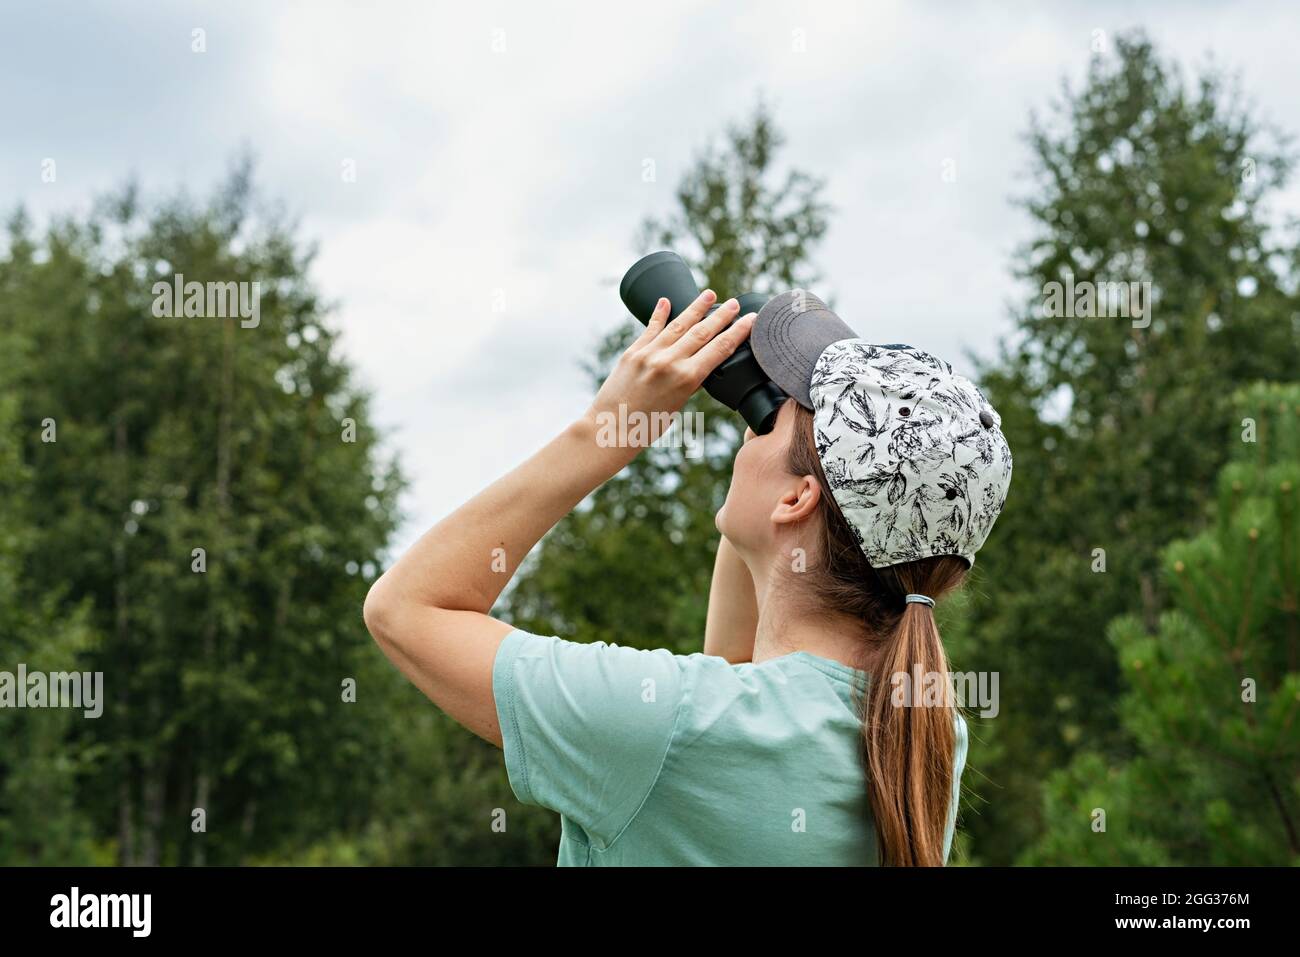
[959, 30, 1300, 862]
[1026, 382, 1299, 864]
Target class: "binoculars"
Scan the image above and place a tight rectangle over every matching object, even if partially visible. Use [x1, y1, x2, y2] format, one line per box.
[619, 251, 785, 435]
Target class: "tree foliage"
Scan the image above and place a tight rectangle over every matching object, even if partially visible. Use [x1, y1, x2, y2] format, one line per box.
[1026, 383, 1299, 865]
[4, 32, 1298, 866]
[0, 165, 410, 864]
[957, 32, 1300, 862]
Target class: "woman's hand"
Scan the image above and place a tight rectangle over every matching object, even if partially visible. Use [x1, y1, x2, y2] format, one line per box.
[581, 289, 756, 460]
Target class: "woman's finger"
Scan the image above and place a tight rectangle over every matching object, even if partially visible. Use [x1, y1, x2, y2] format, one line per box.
[670, 296, 740, 358]
[655, 289, 717, 348]
[628, 297, 671, 353]
[688, 312, 755, 381]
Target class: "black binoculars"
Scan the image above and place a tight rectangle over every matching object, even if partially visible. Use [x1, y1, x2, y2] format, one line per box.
[618, 251, 785, 435]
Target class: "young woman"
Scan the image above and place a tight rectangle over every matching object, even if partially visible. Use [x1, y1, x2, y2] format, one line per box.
[363, 287, 1012, 866]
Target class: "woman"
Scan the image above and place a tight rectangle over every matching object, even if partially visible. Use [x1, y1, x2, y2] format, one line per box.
[364, 286, 1012, 866]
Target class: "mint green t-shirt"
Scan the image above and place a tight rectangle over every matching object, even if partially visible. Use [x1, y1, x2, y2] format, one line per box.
[492, 628, 968, 866]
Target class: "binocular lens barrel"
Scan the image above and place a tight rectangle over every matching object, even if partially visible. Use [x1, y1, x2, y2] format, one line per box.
[619, 251, 700, 325]
[619, 252, 785, 435]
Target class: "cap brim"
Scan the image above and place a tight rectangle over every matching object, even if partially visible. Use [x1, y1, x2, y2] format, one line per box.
[751, 291, 858, 408]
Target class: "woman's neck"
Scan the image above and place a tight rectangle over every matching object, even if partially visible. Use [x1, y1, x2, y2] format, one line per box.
[746, 551, 872, 670]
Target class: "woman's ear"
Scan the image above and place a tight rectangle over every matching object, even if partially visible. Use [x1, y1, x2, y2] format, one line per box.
[771, 474, 822, 526]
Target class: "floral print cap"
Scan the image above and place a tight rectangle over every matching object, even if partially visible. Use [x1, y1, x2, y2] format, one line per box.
[751, 290, 1012, 568]
[809, 339, 1013, 568]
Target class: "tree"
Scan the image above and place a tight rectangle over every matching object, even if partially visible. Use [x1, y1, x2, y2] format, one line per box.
[0, 316, 98, 864]
[494, 104, 830, 858]
[1025, 382, 1299, 865]
[958, 31, 1300, 862]
[504, 103, 830, 655]
[0, 164, 407, 864]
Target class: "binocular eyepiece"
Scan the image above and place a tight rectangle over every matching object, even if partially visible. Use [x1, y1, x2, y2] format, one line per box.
[619, 251, 785, 435]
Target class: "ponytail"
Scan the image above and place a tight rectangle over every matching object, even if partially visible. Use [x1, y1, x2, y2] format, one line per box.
[862, 573, 964, 866]
[785, 401, 969, 866]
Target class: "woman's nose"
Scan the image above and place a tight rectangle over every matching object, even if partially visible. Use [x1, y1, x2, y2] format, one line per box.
[743, 427, 756, 443]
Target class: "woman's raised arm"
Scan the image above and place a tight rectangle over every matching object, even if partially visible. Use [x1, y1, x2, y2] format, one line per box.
[703, 536, 758, 663]
[362, 290, 755, 746]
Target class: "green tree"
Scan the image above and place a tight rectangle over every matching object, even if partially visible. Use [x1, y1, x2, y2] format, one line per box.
[959, 31, 1300, 862]
[495, 105, 829, 858]
[0, 165, 408, 864]
[505, 103, 830, 653]
[0, 319, 99, 864]
[1025, 382, 1299, 865]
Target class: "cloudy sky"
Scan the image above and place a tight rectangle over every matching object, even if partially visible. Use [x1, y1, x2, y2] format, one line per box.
[4, 0, 1298, 554]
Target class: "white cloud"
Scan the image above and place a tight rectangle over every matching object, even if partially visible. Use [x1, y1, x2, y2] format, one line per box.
[4, 0, 1298, 556]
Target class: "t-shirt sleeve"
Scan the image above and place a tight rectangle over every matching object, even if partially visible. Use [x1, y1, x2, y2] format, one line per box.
[943, 711, 969, 864]
[492, 627, 689, 846]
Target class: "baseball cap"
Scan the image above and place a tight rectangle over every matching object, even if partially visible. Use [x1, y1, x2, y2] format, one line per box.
[751, 290, 1013, 568]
